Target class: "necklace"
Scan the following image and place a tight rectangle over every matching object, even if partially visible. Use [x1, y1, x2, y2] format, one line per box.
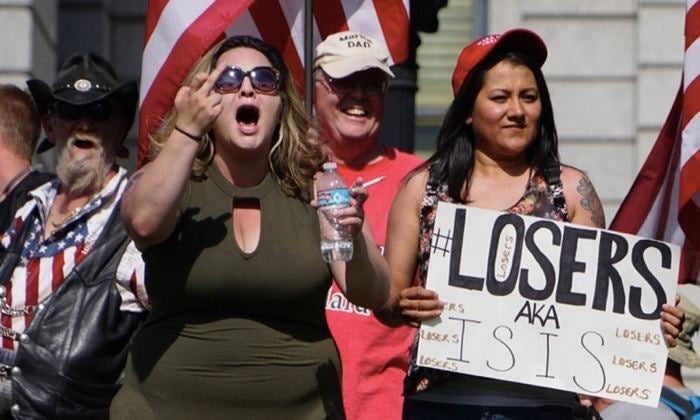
[49, 207, 80, 228]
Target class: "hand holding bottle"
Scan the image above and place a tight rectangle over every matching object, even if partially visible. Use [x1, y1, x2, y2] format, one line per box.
[316, 163, 367, 262]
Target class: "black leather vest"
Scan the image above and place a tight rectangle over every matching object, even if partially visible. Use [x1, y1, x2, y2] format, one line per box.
[0, 205, 144, 419]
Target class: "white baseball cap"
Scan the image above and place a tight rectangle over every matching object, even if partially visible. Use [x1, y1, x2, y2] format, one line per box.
[314, 31, 394, 78]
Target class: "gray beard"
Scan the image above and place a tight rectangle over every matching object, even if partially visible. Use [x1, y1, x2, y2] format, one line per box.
[55, 135, 113, 199]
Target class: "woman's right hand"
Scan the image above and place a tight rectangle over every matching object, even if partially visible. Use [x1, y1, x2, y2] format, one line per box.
[398, 286, 444, 327]
[122, 66, 227, 251]
[173, 66, 224, 137]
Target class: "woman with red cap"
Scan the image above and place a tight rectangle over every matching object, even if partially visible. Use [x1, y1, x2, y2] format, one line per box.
[382, 28, 684, 419]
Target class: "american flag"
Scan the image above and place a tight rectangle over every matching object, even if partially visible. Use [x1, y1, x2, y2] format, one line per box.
[138, 0, 410, 167]
[0, 171, 148, 350]
[1, 228, 88, 350]
[610, 0, 700, 283]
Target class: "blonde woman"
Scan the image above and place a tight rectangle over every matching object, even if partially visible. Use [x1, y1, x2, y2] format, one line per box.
[111, 36, 388, 419]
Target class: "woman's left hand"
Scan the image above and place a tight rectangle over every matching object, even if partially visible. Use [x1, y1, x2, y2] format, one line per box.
[311, 177, 367, 237]
[335, 178, 367, 237]
[661, 295, 684, 347]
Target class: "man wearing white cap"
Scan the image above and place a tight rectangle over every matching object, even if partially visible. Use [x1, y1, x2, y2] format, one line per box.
[315, 31, 422, 420]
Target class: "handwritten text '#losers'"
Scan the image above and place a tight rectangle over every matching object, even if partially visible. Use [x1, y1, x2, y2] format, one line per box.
[445, 210, 672, 320]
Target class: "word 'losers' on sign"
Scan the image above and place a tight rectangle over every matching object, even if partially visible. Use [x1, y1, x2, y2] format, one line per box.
[417, 202, 679, 407]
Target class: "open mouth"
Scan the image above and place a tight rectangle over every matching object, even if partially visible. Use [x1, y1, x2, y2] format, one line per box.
[74, 139, 95, 149]
[70, 136, 99, 150]
[236, 105, 260, 127]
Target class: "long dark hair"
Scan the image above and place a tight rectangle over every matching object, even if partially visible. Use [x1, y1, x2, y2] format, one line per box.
[417, 50, 559, 203]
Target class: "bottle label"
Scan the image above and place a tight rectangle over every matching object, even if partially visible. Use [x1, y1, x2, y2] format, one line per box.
[318, 188, 351, 207]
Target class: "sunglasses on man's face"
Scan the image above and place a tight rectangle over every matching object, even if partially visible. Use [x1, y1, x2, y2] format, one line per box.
[321, 71, 388, 96]
[214, 66, 281, 94]
[52, 100, 115, 121]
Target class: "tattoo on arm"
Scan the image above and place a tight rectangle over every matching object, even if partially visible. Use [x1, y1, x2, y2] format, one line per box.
[577, 174, 606, 228]
[124, 170, 144, 194]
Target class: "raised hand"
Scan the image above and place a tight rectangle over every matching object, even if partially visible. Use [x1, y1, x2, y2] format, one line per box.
[174, 65, 225, 138]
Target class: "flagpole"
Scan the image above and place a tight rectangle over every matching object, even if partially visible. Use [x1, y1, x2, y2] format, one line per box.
[304, 0, 314, 116]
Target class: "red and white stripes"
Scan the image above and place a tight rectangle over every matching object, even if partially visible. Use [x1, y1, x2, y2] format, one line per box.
[0, 171, 148, 350]
[680, 0, 700, 252]
[611, 0, 700, 283]
[138, 0, 410, 167]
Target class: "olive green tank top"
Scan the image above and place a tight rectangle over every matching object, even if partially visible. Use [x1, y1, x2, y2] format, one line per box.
[111, 165, 343, 419]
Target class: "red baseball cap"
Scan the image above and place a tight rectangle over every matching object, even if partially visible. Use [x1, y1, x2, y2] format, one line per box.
[451, 28, 547, 96]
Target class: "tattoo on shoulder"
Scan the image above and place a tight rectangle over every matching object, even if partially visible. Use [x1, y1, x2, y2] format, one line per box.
[576, 174, 605, 228]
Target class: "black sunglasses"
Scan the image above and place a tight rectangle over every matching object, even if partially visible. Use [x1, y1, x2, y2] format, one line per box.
[214, 66, 281, 94]
[320, 71, 388, 96]
[51, 100, 115, 121]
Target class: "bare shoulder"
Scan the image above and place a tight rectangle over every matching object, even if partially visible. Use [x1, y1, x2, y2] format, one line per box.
[404, 168, 429, 190]
[559, 164, 587, 185]
[401, 168, 429, 203]
[389, 168, 429, 220]
[560, 164, 606, 228]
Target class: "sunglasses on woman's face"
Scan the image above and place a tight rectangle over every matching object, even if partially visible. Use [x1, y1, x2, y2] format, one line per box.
[51, 100, 115, 121]
[320, 71, 388, 96]
[214, 66, 281, 94]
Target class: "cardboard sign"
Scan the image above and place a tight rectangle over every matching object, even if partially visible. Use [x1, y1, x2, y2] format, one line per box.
[417, 202, 680, 407]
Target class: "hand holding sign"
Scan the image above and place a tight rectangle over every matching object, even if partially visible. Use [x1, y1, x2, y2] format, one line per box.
[417, 203, 682, 407]
[398, 286, 443, 327]
[661, 297, 684, 348]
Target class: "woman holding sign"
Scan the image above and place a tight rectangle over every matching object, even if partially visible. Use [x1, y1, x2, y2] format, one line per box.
[383, 28, 684, 419]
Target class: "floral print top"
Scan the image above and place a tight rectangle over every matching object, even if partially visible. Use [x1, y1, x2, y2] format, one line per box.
[405, 164, 569, 395]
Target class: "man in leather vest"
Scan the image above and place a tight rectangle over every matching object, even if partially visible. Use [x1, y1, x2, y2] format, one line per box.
[0, 53, 149, 419]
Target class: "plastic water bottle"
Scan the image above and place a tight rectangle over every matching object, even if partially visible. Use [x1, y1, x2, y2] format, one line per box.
[317, 162, 353, 262]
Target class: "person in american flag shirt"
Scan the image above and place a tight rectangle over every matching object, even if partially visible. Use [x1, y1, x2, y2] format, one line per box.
[0, 53, 149, 419]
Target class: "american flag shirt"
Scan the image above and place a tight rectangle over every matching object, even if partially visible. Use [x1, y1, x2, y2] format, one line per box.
[0, 167, 149, 350]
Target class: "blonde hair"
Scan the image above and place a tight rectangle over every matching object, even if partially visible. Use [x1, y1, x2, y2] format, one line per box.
[149, 36, 324, 197]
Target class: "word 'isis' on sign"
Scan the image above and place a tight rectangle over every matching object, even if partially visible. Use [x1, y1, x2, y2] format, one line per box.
[417, 203, 679, 407]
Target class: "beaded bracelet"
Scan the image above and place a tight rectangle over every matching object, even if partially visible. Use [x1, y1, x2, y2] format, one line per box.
[174, 125, 202, 143]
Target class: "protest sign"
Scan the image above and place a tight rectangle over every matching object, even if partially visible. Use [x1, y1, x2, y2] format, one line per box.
[417, 202, 680, 407]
